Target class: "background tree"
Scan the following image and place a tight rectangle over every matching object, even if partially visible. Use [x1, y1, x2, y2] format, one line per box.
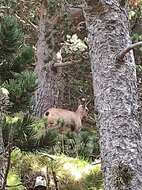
[32, 0, 95, 118]
[32, 0, 65, 117]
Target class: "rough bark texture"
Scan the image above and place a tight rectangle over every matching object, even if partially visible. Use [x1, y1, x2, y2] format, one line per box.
[33, 2, 65, 117]
[0, 91, 9, 189]
[0, 128, 8, 190]
[83, 0, 142, 189]
[0, 129, 5, 190]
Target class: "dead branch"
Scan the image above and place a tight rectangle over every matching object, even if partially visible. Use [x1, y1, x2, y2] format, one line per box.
[54, 60, 81, 67]
[116, 41, 142, 62]
[15, 14, 38, 30]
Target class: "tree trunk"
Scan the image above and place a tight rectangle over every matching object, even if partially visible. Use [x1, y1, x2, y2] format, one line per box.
[0, 91, 9, 190]
[83, 0, 142, 189]
[33, 1, 65, 117]
[0, 128, 9, 190]
[0, 127, 5, 190]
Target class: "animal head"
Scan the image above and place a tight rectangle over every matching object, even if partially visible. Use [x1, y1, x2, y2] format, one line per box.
[76, 98, 89, 119]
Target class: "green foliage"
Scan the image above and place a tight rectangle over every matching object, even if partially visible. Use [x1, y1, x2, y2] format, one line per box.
[7, 171, 25, 190]
[3, 71, 37, 111]
[39, 128, 59, 148]
[1, 114, 38, 150]
[61, 130, 100, 159]
[0, 0, 18, 15]
[132, 33, 142, 41]
[83, 165, 103, 190]
[48, 0, 64, 16]
[137, 65, 142, 72]
[0, 16, 23, 54]
[6, 115, 99, 160]
[1, 113, 64, 152]
[12, 46, 35, 72]
[31, 119, 60, 149]
[35, 128, 100, 160]
[10, 150, 103, 190]
[0, 16, 35, 84]
[0, 16, 22, 81]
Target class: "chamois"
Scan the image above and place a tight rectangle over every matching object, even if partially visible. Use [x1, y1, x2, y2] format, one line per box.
[44, 104, 88, 133]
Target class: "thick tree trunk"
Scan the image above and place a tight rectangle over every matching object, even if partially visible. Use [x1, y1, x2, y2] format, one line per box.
[0, 128, 5, 190]
[33, 1, 65, 117]
[83, 0, 142, 189]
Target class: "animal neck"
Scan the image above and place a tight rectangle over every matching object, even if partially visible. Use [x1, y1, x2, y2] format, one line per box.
[75, 105, 84, 120]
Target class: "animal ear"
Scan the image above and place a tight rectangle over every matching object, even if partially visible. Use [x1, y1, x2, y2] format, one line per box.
[81, 98, 86, 108]
[78, 99, 82, 105]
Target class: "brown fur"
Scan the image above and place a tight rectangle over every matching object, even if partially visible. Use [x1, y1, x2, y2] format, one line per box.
[44, 105, 88, 132]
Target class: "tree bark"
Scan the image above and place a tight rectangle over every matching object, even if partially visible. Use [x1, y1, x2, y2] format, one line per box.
[33, 1, 65, 117]
[0, 90, 10, 190]
[0, 128, 6, 190]
[83, 0, 142, 189]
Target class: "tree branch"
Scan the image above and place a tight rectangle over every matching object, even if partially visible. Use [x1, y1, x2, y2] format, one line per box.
[116, 41, 142, 62]
[15, 14, 38, 30]
[54, 60, 81, 67]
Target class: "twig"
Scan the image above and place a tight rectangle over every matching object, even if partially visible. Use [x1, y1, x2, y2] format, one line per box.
[15, 14, 38, 30]
[116, 41, 142, 62]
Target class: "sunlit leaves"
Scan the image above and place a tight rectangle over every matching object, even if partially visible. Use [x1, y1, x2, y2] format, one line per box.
[7, 171, 25, 190]
[65, 34, 87, 54]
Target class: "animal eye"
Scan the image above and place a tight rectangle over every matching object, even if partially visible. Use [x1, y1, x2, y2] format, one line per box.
[45, 111, 49, 116]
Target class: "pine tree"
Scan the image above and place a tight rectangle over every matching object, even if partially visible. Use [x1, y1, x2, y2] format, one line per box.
[0, 15, 37, 189]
